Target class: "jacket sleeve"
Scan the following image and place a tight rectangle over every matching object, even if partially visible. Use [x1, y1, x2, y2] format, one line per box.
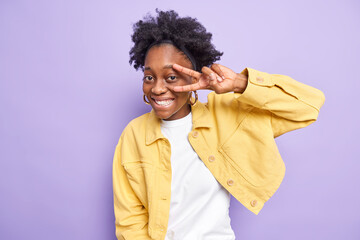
[235, 68, 325, 137]
[112, 137, 152, 240]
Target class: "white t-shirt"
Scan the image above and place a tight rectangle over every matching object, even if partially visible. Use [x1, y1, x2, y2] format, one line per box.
[161, 112, 235, 240]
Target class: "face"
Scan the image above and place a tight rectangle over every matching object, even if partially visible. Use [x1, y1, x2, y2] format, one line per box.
[143, 44, 194, 120]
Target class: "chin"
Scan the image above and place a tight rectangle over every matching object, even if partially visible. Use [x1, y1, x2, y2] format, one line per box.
[151, 102, 189, 120]
[154, 111, 174, 120]
[153, 107, 182, 120]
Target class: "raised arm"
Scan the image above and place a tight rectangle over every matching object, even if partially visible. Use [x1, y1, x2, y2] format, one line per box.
[235, 67, 325, 137]
[113, 137, 152, 239]
[172, 63, 325, 137]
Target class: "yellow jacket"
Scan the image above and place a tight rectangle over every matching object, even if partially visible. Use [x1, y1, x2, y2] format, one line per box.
[112, 68, 325, 240]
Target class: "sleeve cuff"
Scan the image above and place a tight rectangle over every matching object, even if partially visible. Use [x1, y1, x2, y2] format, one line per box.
[234, 67, 275, 108]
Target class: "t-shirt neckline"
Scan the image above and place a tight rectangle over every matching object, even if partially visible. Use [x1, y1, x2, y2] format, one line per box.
[160, 112, 192, 128]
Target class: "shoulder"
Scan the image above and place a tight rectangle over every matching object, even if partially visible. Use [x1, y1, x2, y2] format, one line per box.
[126, 112, 150, 130]
[206, 91, 253, 112]
[202, 91, 257, 133]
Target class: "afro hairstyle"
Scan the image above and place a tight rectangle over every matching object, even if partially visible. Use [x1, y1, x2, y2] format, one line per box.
[129, 9, 223, 72]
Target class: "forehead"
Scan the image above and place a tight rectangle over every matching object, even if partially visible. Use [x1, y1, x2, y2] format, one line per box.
[144, 44, 192, 69]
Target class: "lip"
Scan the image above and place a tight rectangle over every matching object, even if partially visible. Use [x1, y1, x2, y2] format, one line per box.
[151, 97, 175, 108]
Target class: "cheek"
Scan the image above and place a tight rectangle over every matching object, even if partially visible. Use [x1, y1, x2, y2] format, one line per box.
[142, 84, 150, 94]
[176, 92, 190, 102]
[174, 77, 193, 88]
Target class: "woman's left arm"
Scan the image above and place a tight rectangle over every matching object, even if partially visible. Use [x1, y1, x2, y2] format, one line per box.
[172, 64, 325, 137]
[234, 67, 325, 137]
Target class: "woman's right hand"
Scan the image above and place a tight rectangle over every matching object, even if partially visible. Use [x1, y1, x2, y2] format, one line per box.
[172, 63, 248, 94]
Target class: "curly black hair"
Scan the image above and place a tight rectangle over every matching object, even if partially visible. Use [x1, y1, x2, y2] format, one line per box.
[129, 9, 223, 72]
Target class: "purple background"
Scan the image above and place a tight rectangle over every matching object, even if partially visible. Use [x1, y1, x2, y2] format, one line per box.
[1, 0, 359, 239]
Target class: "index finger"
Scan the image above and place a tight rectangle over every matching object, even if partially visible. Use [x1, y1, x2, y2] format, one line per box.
[173, 63, 201, 79]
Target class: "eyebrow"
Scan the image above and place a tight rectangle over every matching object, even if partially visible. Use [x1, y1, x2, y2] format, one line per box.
[144, 64, 173, 71]
[163, 64, 173, 69]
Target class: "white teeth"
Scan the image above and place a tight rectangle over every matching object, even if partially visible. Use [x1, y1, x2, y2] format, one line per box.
[155, 99, 174, 106]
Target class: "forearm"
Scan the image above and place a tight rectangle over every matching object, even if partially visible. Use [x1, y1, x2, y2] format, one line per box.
[233, 71, 248, 94]
[234, 67, 325, 122]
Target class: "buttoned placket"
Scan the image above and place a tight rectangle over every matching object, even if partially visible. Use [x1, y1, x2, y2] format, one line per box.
[188, 128, 234, 189]
[192, 121, 262, 214]
[156, 138, 172, 238]
[188, 127, 252, 211]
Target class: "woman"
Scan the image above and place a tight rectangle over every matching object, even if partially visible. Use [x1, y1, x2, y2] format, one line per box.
[112, 10, 325, 240]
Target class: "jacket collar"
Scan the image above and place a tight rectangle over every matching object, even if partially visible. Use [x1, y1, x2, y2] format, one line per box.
[145, 101, 213, 145]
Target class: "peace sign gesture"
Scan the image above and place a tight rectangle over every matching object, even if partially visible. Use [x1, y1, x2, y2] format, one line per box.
[172, 63, 248, 94]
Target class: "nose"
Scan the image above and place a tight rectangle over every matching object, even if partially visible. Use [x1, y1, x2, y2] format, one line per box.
[151, 79, 167, 95]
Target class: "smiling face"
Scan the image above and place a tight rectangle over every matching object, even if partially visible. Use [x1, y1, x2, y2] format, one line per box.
[143, 44, 194, 120]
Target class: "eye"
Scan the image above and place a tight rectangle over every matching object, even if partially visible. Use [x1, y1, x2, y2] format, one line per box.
[143, 75, 153, 82]
[167, 75, 177, 81]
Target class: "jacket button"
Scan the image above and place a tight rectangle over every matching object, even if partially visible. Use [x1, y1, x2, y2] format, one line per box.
[208, 155, 215, 162]
[227, 179, 234, 186]
[192, 131, 199, 138]
[250, 199, 258, 207]
[161, 196, 167, 200]
[256, 76, 264, 83]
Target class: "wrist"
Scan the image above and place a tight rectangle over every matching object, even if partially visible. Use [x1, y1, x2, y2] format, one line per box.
[233, 73, 248, 93]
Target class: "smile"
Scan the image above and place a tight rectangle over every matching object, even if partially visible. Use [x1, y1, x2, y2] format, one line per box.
[152, 98, 175, 107]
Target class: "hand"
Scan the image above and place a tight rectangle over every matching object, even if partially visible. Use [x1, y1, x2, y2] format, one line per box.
[172, 63, 248, 94]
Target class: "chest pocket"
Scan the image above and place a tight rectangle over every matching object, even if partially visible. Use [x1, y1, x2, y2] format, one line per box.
[122, 160, 155, 209]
